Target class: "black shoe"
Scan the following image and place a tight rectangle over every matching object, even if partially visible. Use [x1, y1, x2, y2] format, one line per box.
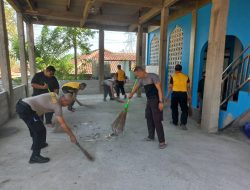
[144, 137, 154, 141]
[31, 143, 48, 150]
[170, 121, 178, 126]
[29, 155, 50, 164]
[110, 98, 115, 100]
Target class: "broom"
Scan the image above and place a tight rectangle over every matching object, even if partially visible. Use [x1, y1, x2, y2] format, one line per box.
[111, 79, 138, 135]
[76, 141, 95, 161]
[188, 99, 193, 117]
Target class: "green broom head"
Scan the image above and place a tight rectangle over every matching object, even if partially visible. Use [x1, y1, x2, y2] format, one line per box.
[123, 79, 137, 112]
[124, 102, 129, 112]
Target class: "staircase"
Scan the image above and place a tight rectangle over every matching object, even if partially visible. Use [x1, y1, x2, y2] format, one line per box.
[219, 44, 250, 129]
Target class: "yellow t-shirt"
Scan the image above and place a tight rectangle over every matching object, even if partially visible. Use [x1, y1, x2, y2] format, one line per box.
[62, 82, 80, 89]
[170, 73, 190, 92]
[117, 70, 126, 81]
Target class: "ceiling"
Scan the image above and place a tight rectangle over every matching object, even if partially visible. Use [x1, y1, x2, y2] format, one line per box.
[6, 0, 210, 32]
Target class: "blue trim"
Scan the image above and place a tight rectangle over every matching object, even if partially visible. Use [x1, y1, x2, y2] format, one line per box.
[165, 13, 192, 95]
[219, 91, 250, 129]
[192, 4, 212, 107]
[147, 29, 160, 66]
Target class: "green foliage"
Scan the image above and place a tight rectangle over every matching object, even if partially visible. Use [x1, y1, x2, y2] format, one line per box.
[4, 1, 17, 39]
[35, 26, 95, 79]
[12, 77, 22, 85]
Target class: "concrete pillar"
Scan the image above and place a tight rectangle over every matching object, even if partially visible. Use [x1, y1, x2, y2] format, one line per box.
[0, 0, 14, 116]
[17, 12, 28, 95]
[159, 6, 169, 94]
[136, 25, 143, 97]
[99, 29, 104, 93]
[136, 25, 143, 67]
[142, 33, 147, 68]
[189, 9, 197, 89]
[26, 23, 36, 79]
[201, 0, 230, 133]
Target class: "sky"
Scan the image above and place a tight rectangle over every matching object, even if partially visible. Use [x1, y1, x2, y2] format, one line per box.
[33, 25, 137, 53]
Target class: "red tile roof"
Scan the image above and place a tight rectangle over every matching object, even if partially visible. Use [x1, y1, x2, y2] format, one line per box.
[76, 49, 136, 74]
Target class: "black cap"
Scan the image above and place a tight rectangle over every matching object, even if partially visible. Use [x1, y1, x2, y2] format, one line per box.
[46, 65, 56, 73]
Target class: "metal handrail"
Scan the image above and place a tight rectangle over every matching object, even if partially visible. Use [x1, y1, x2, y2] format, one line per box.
[220, 44, 250, 107]
[220, 77, 250, 106]
[222, 44, 250, 76]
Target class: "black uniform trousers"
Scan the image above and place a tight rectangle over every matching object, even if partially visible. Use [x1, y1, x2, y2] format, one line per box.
[103, 85, 112, 99]
[16, 100, 46, 155]
[116, 81, 125, 97]
[145, 98, 165, 143]
[171, 92, 188, 125]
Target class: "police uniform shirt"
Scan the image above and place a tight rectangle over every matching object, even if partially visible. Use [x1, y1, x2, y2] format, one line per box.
[62, 82, 81, 90]
[103, 79, 114, 87]
[117, 70, 126, 81]
[138, 73, 160, 99]
[170, 73, 190, 92]
[23, 93, 62, 117]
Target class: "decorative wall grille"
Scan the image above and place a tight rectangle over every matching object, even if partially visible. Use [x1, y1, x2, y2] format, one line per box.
[168, 26, 184, 82]
[150, 34, 160, 65]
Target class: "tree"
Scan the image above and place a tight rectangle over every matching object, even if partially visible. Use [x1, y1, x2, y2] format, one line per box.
[4, 1, 17, 39]
[35, 26, 94, 79]
[53, 27, 95, 79]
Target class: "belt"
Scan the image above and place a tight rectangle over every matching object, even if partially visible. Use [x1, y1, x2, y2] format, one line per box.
[172, 91, 187, 93]
[18, 99, 31, 109]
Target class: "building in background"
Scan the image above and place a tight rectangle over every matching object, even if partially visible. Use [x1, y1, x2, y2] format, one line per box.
[76, 49, 136, 79]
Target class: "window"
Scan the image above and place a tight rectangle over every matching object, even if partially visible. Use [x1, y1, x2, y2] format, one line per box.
[149, 34, 160, 65]
[168, 26, 184, 82]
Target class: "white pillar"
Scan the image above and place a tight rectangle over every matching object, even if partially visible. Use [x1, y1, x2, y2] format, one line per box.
[99, 29, 104, 93]
[201, 0, 230, 133]
[0, 0, 14, 116]
[17, 12, 28, 95]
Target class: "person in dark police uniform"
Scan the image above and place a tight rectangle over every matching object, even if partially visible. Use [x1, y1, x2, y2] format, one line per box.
[129, 66, 166, 149]
[31, 65, 59, 127]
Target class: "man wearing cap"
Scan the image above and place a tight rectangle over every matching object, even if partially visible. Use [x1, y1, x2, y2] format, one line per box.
[16, 93, 77, 164]
[166, 64, 191, 130]
[62, 82, 87, 111]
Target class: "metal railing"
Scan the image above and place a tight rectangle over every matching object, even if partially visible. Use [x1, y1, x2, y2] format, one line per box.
[221, 45, 250, 107]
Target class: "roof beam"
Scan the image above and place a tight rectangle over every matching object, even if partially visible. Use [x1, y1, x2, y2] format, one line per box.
[128, 7, 161, 32]
[25, 0, 35, 11]
[32, 20, 129, 31]
[24, 9, 136, 26]
[80, 0, 96, 27]
[88, 15, 136, 25]
[128, 0, 179, 32]
[66, 0, 71, 11]
[6, 0, 23, 12]
[98, 0, 162, 8]
[164, 0, 179, 7]
[23, 9, 80, 22]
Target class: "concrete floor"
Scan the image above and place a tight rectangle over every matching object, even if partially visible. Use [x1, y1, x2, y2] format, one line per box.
[0, 94, 250, 190]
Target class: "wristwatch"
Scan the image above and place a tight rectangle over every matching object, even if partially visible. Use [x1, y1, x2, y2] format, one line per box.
[159, 100, 163, 103]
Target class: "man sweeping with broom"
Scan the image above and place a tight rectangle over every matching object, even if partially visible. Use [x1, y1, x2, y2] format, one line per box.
[128, 66, 167, 149]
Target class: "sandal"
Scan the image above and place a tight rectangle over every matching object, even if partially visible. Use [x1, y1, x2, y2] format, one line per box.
[159, 142, 167, 149]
